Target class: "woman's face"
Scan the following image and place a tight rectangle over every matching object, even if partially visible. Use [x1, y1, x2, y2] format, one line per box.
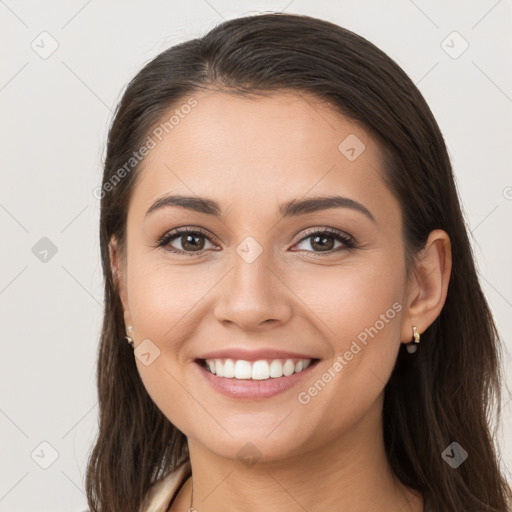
[113, 90, 415, 462]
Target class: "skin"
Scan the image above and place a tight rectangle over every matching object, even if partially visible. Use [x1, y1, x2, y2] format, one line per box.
[110, 90, 452, 511]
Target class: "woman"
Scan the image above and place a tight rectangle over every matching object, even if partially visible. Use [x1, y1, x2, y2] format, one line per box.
[85, 12, 511, 512]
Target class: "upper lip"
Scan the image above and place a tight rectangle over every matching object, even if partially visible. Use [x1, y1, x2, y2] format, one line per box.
[196, 348, 319, 362]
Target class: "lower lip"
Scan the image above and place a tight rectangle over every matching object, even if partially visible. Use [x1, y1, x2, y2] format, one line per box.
[195, 360, 319, 400]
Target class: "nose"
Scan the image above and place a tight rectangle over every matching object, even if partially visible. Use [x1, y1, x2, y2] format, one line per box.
[212, 249, 293, 332]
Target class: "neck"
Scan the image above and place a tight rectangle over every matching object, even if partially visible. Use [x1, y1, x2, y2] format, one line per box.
[176, 396, 423, 512]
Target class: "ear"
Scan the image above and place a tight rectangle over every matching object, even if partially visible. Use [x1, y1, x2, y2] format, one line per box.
[109, 236, 134, 331]
[400, 229, 452, 343]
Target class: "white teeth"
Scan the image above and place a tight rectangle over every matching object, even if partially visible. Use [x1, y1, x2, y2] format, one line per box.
[283, 359, 295, 376]
[252, 360, 270, 380]
[215, 359, 224, 377]
[223, 358, 235, 378]
[204, 358, 314, 380]
[234, 360, 252, 379]
[269, 359, 283, 378]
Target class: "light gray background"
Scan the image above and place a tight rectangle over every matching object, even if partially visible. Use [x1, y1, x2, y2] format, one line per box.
[1, 1, 511, 510]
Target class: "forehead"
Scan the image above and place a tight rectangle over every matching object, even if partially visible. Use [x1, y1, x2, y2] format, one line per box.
[129, 90, 400, 227]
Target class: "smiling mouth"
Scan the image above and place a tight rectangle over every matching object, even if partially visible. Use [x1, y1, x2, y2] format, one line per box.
[195, 357, 320, 381]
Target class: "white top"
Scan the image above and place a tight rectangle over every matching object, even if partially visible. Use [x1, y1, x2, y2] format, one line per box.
[142, 460, 192, 512]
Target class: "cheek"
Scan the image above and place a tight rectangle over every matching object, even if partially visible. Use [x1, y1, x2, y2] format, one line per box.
[289, 258, 404, 435]
[126, 259, 205, 433]
[295, 257, 403, 345]
[126, 256, 211, 342]
[293, 254, 404, 405]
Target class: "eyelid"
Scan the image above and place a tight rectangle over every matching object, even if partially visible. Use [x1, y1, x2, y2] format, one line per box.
[158, 225, 219, 242]
[291, 227, 355, 254]
[295, 226, 353, 243]
[155, 226, 220, 253]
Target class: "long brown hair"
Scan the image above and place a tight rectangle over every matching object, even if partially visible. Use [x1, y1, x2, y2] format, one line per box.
[86, 12, 511, 511]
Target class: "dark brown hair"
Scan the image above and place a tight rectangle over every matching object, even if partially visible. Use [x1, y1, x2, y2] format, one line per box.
[86, 12, 511, 511]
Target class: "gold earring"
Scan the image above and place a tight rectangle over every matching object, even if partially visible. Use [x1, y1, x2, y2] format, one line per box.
[406, 326, 421, 354]
[125, 325, 134, 348]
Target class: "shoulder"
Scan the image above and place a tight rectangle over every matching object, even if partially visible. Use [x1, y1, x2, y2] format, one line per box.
[142, 460, 192, 512]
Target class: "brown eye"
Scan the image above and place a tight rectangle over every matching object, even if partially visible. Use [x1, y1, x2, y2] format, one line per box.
[291, 228, 355, 255]
[173, 233, 207, 251]
[157, 227, 218, 255]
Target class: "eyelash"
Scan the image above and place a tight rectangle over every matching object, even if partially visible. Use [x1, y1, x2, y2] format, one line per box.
[155, 226, 356, 257]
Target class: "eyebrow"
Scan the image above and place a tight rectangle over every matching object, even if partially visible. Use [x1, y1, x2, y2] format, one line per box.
[145, 194, 376, 223]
